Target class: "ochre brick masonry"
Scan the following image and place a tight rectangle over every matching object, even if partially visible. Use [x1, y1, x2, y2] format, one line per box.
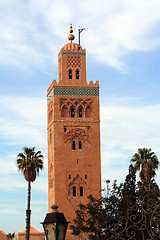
[47, 28, 101, 240]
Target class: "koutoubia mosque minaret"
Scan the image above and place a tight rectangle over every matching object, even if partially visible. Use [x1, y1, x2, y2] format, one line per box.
[47, 24, 101, 239]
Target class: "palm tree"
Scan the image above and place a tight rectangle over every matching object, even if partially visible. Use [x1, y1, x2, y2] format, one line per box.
[17, 147, 44, 240]
[6, 232, 15, 240]
[131, 148, 159, 185]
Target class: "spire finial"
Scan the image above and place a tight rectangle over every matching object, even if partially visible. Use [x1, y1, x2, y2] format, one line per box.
[68, 24, 75, 43]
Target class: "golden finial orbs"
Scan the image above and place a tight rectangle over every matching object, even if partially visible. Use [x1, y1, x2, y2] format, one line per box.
[69, 27, 73, 33]
[68, 24, 75, 42]
[68, 34, 75, 41]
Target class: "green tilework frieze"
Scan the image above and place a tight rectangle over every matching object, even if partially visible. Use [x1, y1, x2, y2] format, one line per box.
[47, 86, 99, 103]
[58, 51, 86, 60]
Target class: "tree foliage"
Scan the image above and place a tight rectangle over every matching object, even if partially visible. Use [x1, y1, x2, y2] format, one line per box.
[70, 150, 160, 240]
[131, 148, 159, 185]
[16, 147, 44, 240]
[17, 147, 44, 182]
[70, 164, 138, 239]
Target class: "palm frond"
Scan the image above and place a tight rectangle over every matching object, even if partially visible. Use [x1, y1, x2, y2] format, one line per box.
[130, 148, 159, 185]
[16, 147, 44, 182]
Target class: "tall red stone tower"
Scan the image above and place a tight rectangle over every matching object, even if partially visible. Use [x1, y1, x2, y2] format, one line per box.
[47, 24, 101, 239]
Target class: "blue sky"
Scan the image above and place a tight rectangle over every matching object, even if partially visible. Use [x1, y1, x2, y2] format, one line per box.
[0, 0, 160, 235]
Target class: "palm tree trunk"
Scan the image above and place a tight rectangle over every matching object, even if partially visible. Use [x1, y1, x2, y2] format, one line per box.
[26, 181, 31, 240]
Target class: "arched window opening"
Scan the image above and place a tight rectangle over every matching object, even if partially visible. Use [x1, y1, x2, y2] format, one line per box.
[85, 175, 87, 179]
[78, 107, 82, 117]
[80, 186, 83, 197]
[79, 141, 82, 149]
[72, 141, 76, 150]
[69, 69, 72, 79]
[69, 175, 71, 179]
[73, 186, 76, 197]
[76, 69, 79, 79]
[70, 107, 75, 118]
[61, 106, 68, 117]
[85, 106, 92, 118]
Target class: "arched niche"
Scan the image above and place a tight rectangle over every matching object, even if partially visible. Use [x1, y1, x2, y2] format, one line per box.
[85, 105, 92, 118]
[61, 105, 68, 117]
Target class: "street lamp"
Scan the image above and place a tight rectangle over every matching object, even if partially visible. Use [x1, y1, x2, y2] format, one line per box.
[41, 204, 68, 240]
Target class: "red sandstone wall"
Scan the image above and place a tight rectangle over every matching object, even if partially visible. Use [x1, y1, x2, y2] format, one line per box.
[47, 42, 101, 240]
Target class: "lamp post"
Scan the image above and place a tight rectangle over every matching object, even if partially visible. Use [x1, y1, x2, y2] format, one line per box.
[41, 204, 68, 240]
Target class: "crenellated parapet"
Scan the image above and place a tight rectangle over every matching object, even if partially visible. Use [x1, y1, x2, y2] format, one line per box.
[47, 80, 99, 103]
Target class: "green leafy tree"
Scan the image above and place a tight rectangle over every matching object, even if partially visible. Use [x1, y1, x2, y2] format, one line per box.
[131, 148, 159, 185]
[70, 161, 160, 239]
[120, 164, 137, 215]
[119, 165, 143, 239]
[17, 147, 44, 240]
[103, 180, 123, 238]
[70, 195, 107, 240]
[70, 182, 124, 239]
[6, 233, 15, 240]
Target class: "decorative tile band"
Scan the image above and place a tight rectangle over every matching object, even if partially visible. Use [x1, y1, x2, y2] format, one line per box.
[58, 51, 86, 60]
[47, 86, 99, 103]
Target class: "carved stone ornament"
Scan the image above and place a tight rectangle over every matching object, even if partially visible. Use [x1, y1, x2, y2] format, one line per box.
[60, 98, 92, 110]
[65, 128, 90, 143]
[67, 174, 89, 198]
[67, 56, 81, 68]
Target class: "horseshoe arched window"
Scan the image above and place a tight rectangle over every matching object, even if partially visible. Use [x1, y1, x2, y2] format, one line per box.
[79, 141, 82, 149]
[70, 107, 75, 118]
[69, 69, 72, 79]
[80, 186, 83, 197]
[73, 186, 76, 197]
[76, 69, 79, 79]
[72, 141, 76, 150]
[78, 107, 83, 118]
